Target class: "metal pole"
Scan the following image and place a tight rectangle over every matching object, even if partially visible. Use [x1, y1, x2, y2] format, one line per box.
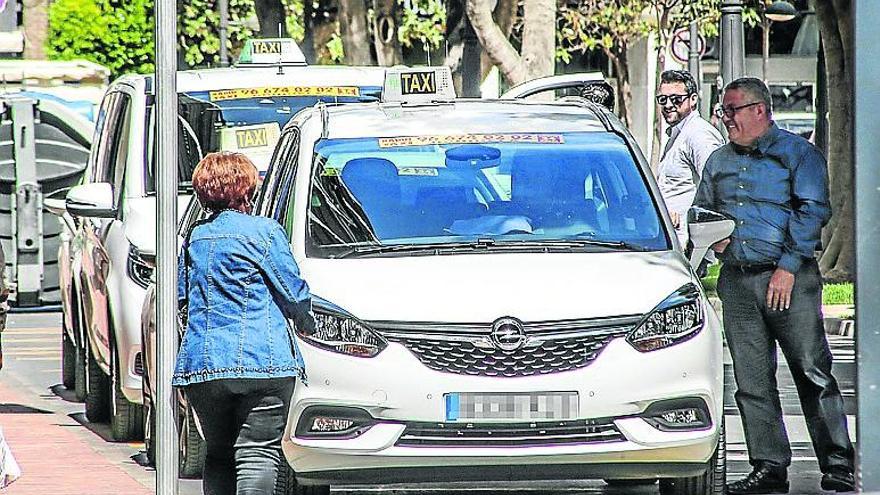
[855, 0, 880, 488]
[688, 20, 703, 111]
[762, 17, 770, 83]
[461, 13, 481, 98]
[219, 0, 229, 67]
[720, 0, 746, 88]
[155, 0, 180, 492]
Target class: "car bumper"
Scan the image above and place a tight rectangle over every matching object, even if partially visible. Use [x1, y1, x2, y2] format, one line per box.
[282, 309, 724, 485]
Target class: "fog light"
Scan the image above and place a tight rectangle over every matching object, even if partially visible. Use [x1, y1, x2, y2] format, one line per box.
[295, 406, 376, 439]
[311, 417, 355, 433]
[641, 398, 711, 431]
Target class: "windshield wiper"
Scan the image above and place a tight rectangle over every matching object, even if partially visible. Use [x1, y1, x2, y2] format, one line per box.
[331, 237, 645, 258]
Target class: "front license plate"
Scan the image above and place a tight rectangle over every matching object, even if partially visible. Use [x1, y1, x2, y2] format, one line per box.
[445, 392, 579, 421]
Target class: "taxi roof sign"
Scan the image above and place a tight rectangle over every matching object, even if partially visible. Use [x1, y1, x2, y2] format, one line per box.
[382, 67, 456, 104]
[237, 38, 307, 66]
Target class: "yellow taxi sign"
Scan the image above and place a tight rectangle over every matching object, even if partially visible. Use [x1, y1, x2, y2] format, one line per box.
[238, 38, 306, 66]
[383, 67, 455, 104]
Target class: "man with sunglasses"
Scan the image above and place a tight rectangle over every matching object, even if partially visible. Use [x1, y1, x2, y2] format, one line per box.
[655, 70, 723, 249]
[695, 77, 855, 494]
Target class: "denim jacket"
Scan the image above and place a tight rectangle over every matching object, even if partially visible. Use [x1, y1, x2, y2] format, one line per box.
[172, 210, 310, 386]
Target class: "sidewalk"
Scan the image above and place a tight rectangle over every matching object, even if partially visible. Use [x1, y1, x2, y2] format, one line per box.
[0, 380, 150, 495]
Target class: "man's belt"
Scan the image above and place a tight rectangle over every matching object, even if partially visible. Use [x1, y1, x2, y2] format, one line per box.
[728, 262, 777, 274]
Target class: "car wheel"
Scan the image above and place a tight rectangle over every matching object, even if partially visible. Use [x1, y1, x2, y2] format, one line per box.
[275, 463, 330, 495]
[62, 326, 76, 389]
[144, 400, 155, 466]
[84, 343, 110, 422]
[659, 419, 726, 495]
[73, 297, 88, 402]
[179, 401, 206, 479]
[110, 343, 144, 441]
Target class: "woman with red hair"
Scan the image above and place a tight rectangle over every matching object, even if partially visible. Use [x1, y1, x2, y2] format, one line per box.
[173, 151, 313, 494]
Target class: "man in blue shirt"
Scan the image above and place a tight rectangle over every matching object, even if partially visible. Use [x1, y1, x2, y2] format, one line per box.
[695, 77, 854, 494]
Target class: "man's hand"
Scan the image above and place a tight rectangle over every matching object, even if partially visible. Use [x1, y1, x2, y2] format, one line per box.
[711, 238, 730, 254]
[766, 267, 795, 311]
[670, 211, 681, 228]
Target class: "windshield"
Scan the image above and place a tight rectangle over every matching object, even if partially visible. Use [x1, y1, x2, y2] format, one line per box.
[306, 132, 669, 258]
[146, 86, 381, 194]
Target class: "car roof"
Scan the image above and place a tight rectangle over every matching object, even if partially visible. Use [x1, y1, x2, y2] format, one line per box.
[313, 100, 610, 139]
[115, 65, 387, 93]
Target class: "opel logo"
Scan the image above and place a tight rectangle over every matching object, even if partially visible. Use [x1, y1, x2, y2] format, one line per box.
[491, 317, 526, 351]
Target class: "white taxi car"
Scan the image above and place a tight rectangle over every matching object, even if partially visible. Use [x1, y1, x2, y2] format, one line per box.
[58, 39, 387, 443]
[254, 68, 733, 495]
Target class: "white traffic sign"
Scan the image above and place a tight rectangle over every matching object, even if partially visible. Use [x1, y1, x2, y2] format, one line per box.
[670, 28, 706, 64]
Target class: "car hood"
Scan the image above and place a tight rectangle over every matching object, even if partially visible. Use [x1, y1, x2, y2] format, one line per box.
[124, 196, 192, 254]
[299, 251, 695, 323]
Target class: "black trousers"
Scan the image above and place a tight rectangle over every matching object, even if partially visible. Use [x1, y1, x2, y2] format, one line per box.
[718, 260, 854, 473]
[186, 377, 296, 495]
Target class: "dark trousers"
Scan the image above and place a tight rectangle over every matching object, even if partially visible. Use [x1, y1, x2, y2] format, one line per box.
[186, 377, 295, 495]
[718, 259, 854, 473]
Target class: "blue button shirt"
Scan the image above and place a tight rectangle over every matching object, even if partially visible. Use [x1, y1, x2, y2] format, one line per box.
[173, 210, 310, 386]
[694, 123, 831, 274]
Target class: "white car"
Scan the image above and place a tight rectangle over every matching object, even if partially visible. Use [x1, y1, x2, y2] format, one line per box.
[253, 68, 733, 495]
[59, 45, 387, 442]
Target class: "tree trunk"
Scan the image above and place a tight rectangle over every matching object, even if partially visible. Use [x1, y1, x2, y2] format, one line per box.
[480, 0, 518, 80]
[519, 0, 555, 80]
[253, 0, 286, 37]
[608, 46, 633, 129]
[22, 0, 49, 59]
[372, 0, 403, 66]
[338, 0, 375, 65]
[816, 0, 854, 282]
[466, 0, 527, 85]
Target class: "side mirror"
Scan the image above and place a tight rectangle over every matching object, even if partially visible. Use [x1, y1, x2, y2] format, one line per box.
[66, 182, 117, 218]
[686, 206, 735, 270]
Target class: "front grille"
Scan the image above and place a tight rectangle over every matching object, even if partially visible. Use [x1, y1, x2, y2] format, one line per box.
[396, 418, 625, 447]
[377, 316, 639, 377]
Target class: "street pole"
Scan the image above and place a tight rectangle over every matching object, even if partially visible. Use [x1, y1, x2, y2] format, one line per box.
[855, 0, 880, 488]
[461, 12, 481, 98]
[762, 17, 770, 83]
[155, 0, 180, 493]
[720, 0, 746, 89]
[219, 0, 229, 67]
[688, 20, 703, 113]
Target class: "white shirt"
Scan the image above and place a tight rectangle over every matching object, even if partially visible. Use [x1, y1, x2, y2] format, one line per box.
[657, 111, 724, 245]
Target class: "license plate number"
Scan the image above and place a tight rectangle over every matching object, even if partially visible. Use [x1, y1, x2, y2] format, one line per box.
[445, 392, 579, 421]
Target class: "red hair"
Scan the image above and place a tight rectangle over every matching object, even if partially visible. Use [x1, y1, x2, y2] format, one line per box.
[191, 152, 258, 213]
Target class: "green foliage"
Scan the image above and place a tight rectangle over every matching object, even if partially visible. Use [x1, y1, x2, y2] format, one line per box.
[327, 31, 345, 63]
[178, 0, 257, 67]
[46, 0, 155, 78]
[701, 262, 721, 296]
[398, 0, 446, 50]
[558, 1, 653, 60]
[823, 283, 854, 305]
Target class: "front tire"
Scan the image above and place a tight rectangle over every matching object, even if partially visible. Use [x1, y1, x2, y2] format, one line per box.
[84, 344, 110, 422]
[659, 419, 726, 495]
[179, 401, 206, 478]
[62, 327, 76, 389]
[110, 343, 144, 441]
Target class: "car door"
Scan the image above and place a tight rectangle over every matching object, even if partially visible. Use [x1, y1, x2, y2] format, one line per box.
[79, 90, 132, 370]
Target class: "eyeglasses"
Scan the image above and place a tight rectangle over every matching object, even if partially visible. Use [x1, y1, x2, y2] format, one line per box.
[655, 93, 693, 106]
[714, 101, 763, 119]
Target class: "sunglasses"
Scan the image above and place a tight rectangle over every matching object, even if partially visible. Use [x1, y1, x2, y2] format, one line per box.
[655, 93, 693, 106]
[714, 101, 763, 119]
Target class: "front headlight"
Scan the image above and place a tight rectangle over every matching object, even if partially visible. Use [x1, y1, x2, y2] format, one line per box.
[296, 298, 387, 358]
[127, 244, 155, 289]
[626, 284, 704, 352]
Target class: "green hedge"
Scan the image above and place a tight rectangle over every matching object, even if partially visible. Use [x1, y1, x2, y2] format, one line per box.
[701, 264, 854, 306]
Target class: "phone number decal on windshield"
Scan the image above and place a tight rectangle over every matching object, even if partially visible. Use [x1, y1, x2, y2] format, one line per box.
[209, 86, 361, 101]
[377, 133, 565, 148]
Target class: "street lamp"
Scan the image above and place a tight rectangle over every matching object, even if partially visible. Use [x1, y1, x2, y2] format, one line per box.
[761, 0, 798, 82]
